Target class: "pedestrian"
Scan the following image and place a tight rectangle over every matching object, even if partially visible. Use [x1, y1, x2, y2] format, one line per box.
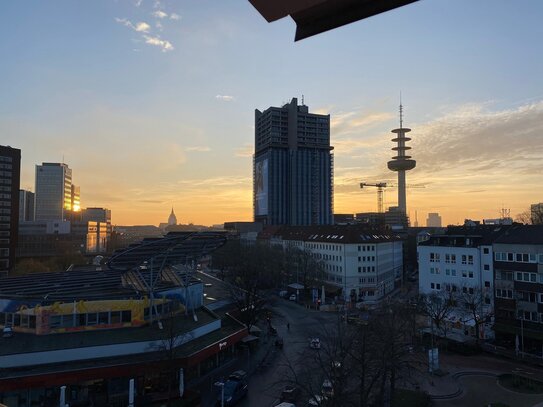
[287, 322, 290, 331]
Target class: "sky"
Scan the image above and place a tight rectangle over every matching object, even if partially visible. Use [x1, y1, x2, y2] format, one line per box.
[1, 0, 543, 227]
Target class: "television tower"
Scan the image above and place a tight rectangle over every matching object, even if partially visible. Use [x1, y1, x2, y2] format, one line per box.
[387, 101, 416, 214]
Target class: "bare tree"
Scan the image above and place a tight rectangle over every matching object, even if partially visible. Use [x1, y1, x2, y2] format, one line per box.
[515, 206, 543, 225]
[418, 289, 457, 345]
[457, 284, 493, 346]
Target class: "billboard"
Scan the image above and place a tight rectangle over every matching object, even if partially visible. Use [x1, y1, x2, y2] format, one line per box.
[255, 158, 268, 216]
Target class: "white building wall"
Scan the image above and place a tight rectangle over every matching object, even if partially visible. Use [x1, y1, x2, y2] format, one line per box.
[280, 238, 403, 304]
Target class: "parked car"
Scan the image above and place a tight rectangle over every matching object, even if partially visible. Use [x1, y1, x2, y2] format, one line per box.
[216, 370, 248, 406]
[309, 338, 321, 349]
[280, 385, 300, 403]
[289, 294, 297, 301]
[2, 325, 13, 338]
[279, 290, 288, 297]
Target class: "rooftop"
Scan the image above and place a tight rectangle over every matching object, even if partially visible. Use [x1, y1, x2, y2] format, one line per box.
[494, 224, 543, 245]
[262, 224, 402, 244]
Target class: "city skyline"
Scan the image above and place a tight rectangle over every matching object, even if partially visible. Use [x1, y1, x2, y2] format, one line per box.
[2, 1, 543, 226]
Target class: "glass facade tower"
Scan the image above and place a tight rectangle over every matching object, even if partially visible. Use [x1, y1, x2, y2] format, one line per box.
[35, 163, 73, 221]
[254, 98, 333, 225]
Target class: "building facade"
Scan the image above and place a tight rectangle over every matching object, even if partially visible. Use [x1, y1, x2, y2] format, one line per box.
[35, 163, 75, 221]
[418, 225, 511, 340]
[0, 146, 21, 276]
[18, 189, 34, 222]
[493, 225, 543, 353]
[267, 225, 403, 304]
[426, 212, 442, 227]
[254, 98, 333, 226]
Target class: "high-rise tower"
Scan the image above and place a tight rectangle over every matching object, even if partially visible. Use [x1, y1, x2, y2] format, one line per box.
[35, 163, 75, 221]
[254, 98, 333, 225]
[387, 103, 416, 215]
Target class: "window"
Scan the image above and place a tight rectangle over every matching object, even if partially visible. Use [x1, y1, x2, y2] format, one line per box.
[462, 270, 468, 278]
[445, 254, 451, 263]
[484, 264, 490, 271]
[483, 248, 489, 255]
[461, 255, 467, 265]
[122, 311, 131, 323]
[468, 255, 473, 265]
[436, 283, 441, 290]
[469, 287, 474, 295]
[468, 271, 474, 278]
[87, 313, 98, 325]
[451, 269, 457, 276]
[484, 281, 490, 288]
[99, 312, 109, 324]
[430, 283, 435, 289]
[445, 269, 450, 276]
[507, 253, 514, 261]
[358, 266, 361, 273]
[451, 254, 456, 263]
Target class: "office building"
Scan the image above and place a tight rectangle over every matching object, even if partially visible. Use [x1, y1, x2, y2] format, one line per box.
[254, 97, 333, 226]
[18, 189, 34, 222]
[426, 212, 442, 227]
[35, 163, 79, 221]
[0, 146, 21, 275]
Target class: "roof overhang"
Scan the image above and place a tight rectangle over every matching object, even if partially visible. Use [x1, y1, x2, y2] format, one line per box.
[249, 0, 419, 41]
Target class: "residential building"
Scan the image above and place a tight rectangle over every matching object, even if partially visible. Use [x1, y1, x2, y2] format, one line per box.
[264, 225, 403, 304]
[0, 145, 21, 276]
[254, 97, 333, 226]
[35, 163, 75, 221]
[418, 225, 511, 340]
[493, 225, 543, 353]
[426, 212, 442, 227]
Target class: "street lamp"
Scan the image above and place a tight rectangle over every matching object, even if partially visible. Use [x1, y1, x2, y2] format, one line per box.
[214, 381, 225, 407]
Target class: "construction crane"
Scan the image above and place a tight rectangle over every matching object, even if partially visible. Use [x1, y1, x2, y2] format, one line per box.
[360, 182, 425, 213]
[360, 182, 388, 213]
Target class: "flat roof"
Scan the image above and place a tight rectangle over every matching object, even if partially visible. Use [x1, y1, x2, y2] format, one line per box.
[0, 308, 216, 357]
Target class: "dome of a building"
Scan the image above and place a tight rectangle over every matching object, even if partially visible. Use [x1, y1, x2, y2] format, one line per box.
[168, 207, 177, 226]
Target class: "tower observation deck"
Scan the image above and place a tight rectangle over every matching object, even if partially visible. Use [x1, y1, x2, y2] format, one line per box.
[387, 103, 416, 215]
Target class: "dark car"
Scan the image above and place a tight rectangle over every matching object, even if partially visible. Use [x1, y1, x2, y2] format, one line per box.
[280, 384, 300, 402]
[216, 370, 248, 406]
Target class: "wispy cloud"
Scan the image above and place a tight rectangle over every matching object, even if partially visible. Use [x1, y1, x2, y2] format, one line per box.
[170, 13, 181, 21]
[115, 18, 151, 33]
[216, 95, 235, 102]
[185, 146, 211, 152]
[142, 34, 174, 52]
[152, 10, 168, 19]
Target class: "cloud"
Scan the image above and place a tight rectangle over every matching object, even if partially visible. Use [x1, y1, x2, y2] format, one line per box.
[216, 95, 235, 102]
[185, 146, 211, 152]
[170, 13, 181, 20]
[115, 18, 150, 33]
[143, 34, 174, 52]
[152, 10, 168, 19]
[412, 100, 543, 175]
